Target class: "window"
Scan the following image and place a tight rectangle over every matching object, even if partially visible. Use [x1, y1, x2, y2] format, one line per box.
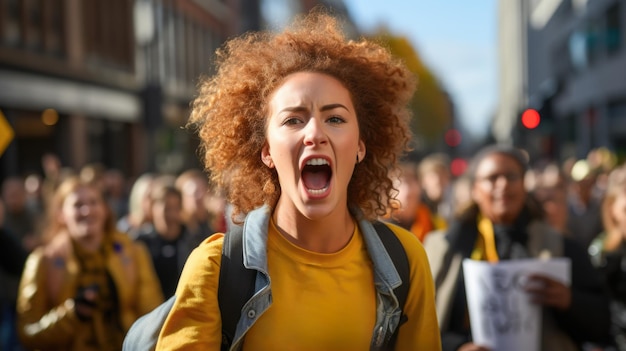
[606, 3, 621, 55]
[1, 0, 22, 45]
[23, 0, 43, 50]
[42, 0, 65, 55]
[569, 29, 587, 71]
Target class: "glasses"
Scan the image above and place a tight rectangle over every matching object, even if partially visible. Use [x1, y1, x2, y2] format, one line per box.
[475, 173, 522, 184]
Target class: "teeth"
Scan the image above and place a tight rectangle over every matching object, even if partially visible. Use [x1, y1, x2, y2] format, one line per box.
[307, 186, 329, 195]
[305, 158, 329, 166]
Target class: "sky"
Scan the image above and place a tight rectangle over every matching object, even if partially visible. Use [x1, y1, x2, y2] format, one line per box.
[341, 0, 499, 141]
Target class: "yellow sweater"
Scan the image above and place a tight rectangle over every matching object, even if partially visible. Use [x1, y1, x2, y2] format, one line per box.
[157, 221, 441, 350]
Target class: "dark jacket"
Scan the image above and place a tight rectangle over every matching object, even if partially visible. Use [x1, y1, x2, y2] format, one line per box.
[0, 227, 27, 276]
[136, 225, 195, 298]
[589, 233, 626, 351]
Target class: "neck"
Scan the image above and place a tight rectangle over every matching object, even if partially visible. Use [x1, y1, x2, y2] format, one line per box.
[74, 233, 104, 253]
[272, 202, 355, 253]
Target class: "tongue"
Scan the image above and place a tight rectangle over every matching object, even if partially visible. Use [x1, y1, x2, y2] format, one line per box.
[302, 169, 329, 190]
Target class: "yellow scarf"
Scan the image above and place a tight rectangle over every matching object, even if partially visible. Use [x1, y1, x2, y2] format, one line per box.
[471, 214, 499, 262]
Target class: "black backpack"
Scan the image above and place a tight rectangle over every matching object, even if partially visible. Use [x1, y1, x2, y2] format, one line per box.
[122, 221, 409, 351]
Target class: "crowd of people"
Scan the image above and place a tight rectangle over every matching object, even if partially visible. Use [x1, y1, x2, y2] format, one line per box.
[0, 154, 228, 351]
[3, 144, 623, 351]
[385, 144, 626, 350]
[2, 9, 626, 351]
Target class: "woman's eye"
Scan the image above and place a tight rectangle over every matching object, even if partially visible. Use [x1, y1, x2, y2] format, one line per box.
[327, 116, 345, 124]
[283, 117, 303, 125]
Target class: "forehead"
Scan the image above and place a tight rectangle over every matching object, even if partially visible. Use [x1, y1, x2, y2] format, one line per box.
[269, 72, 353, 108]
[64, 186, 100, 202]
[474, 153, 524, 175]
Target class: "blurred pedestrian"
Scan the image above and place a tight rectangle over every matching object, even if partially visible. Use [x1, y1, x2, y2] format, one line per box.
[40, 152, 63, 208]
[175, 169, 221, 248]
[1, 176, 41, 251]
[449, 174, 472, 218]
[0, 199, 28, 351]
[103, 168, 129, 221]
[0, 199, 27, 277]
[419, 152, 453, 229]
[16, 176, 163, 351]
[531, 162, 570, 235]
[151, 10, 440, 350]
[136, 184, 193, 298]
[567, 159, 604, 249]
[589, 163, 626, 350]
[386, 160, 435, 242]
[23, 172, 46, 223]
[1, 176, 41, 351]
[423, 144, 611, 351]
[117, 173, 156, 238]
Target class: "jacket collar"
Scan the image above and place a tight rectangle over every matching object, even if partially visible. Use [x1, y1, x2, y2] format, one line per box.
[240, 205, 401, 293]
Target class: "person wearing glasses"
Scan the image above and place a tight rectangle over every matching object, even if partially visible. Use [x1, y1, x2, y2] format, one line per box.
[423, 144, 612, 351]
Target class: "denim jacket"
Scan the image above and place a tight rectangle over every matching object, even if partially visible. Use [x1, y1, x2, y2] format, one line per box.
[229, 205, 405, 351]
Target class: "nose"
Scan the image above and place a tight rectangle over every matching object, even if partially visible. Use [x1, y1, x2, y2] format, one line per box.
[492, 176, 516, 192]
[79, 204, 92, 216]
[303, 117, 328, 146]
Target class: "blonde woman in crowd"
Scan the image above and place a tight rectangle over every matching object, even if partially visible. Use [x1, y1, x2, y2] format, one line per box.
[589, 163, 626, 350]
[17, 176, 163, 351]
[117, 172, 156, 238]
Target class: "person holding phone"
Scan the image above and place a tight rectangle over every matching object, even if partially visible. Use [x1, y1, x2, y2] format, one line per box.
[16, 176, 163, 351]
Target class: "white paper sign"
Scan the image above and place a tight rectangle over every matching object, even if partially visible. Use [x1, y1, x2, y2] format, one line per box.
[462, 258, 571, 351]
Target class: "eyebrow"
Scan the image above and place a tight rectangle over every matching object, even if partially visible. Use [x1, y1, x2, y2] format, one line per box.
[280, 103, 350, 114]
[321, 103, 350, 112]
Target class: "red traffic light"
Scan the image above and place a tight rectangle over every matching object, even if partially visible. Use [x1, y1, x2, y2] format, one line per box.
[521, 108, 541, 129]
[444, 129, 462, 147]
[450, 157, 468, 177]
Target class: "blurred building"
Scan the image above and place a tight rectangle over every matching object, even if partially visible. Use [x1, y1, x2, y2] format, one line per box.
[0, 0, 353, 182]
[494, 0, 626, 162]
[0, 0, 244, 180]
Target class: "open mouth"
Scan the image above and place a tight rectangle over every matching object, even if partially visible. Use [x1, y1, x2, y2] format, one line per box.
[302, 158, 332, 195]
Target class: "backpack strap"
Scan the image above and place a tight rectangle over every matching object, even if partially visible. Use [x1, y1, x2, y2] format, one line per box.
[372, 220, 410, 349]
[218, 224, 256, 351]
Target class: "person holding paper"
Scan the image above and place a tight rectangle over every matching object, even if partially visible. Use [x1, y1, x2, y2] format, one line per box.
[423, 144, 612, 351]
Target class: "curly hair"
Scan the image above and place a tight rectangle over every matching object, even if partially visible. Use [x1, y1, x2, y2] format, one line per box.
[188, 10, 416, 222]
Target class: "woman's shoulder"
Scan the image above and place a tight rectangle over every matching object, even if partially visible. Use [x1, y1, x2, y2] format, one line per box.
[175, 233, 225, 292]
[189, 233, 225, 259]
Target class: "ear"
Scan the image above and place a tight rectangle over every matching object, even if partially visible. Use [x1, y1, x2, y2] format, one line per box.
[357, 140, 366, 163]
[261, 143, 274, 168]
